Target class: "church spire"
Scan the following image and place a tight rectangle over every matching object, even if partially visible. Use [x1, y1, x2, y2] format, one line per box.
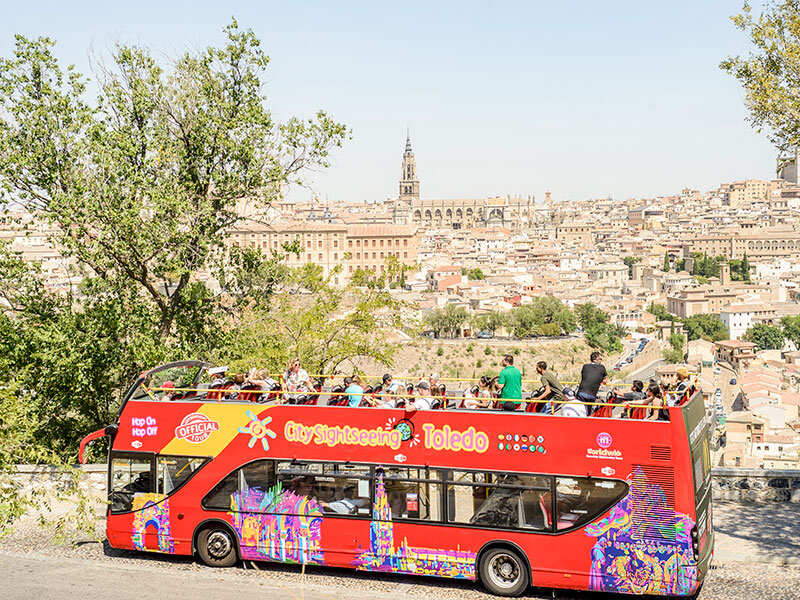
[405, 127, 412, 153]
[399, 129, 419, 205]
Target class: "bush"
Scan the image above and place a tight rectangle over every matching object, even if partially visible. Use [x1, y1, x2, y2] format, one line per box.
[513, 348, 521, 355]
[466, 343, 474, 353]
[484, 347, 492, 356]
[436, 346, 444, 356]
[476, 359, 483, 368]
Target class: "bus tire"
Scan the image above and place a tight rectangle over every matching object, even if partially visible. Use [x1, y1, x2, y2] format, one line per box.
[479, 546, 529, 597]
[196, 524, 238, 568]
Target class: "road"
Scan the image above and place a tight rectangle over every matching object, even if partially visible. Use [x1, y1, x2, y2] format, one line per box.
[2, 500, 799, 600]
[624, 358, 665, 384]
[1, 549, 797, 600]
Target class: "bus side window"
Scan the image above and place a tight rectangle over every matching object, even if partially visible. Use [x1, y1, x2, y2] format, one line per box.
[109, 452, 154, 513]
[156, 456, 208, 495]
[554, 477, 627, 530]
[381, 467, 442, 521]
[203, 459, 276, 510]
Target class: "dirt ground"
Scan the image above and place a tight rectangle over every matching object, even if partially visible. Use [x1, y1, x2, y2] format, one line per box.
[344, 336, 617, 389]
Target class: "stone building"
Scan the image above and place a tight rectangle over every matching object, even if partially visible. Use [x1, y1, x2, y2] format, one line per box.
[227, 222, 417, 286]
[392, 133, 534, 229]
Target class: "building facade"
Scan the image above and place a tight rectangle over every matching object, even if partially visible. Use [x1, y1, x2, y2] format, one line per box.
[227, 222, 417, 286]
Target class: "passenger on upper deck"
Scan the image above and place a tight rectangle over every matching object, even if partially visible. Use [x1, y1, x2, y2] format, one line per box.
[345, 375, 365, 407]
[530, 361, 564, 413]
[208, 366, 228, 387]
[626, 382, 668, 420]
[464, 376, 493, 409]
[577, 352, 608, 414]
[409, 381, 433, 411]
[160, 381, 176, 401]
[283, 357, 313, 402]
[496, 354, 522, 411]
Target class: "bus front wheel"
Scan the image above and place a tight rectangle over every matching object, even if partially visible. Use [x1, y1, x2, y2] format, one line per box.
[197, 525, 238, 568]
[479, 547, 529, 597]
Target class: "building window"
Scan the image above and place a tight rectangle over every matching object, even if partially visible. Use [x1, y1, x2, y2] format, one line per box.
[404, 252, 408, 258]
[349, 266, 353, 273]
[334, 240, 338, 248]
[380, 240, 384, 247]
[334, 253, 338, 260]
[318, 253, 323, 261]
[357, 240, 361, 247]
[387, 239, 392, 247]
[380, 252, 384, 259]
[372, 240, 376, 247]
[404, 239, 408, 247]
[306, 254, 311, 261]
[356, 252, 360, 259]
[348, 240, 353, 248]
[307, 241, 311, 248]
[318, 241, 322, 248]
[372, 252, 376, 259]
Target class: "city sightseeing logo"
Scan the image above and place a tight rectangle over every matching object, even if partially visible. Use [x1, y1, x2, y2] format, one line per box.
[587, 431, 623, 461]
[175, 413, 220, 444]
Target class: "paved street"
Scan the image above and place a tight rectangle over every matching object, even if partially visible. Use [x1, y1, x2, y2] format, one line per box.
[1, 501, 798, 600]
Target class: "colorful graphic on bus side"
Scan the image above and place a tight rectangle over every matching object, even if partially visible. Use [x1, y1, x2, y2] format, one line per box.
[230, 484, 325, 564]
[131, 494, 175, 554]
[353, 477, 477, 579]
[584, 467, 697, 595]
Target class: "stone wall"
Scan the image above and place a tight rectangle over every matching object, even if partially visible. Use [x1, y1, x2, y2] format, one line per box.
[711, 467, 800, 502]
[9, 464, 107, 497]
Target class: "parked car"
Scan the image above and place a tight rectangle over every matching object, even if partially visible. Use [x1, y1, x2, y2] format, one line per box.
[730, 378, 737, 385]
[715, 388, 722, 398]
[714, 366, 722, 375]
[476, 331, 493, 339]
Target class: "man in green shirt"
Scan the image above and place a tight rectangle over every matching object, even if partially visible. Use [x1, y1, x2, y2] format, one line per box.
[531, 360, 564, 413]
[496, 354, 522, 411]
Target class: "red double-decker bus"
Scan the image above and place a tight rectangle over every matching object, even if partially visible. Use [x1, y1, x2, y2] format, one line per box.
[80, 361, 713, 597]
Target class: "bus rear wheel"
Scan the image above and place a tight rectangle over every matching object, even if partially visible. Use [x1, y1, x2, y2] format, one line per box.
[197, 525, 237, 568]
[479, 547, 529, 597]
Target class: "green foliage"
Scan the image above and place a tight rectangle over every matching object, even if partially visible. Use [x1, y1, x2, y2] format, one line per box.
[462, 267, 485, 280]
[513, 347, 521, 356]
[0, 22, 354, 486]
[662, 333, 686, 364]
[663, 251, 671, 272]
[436, 346, 444, 357]
[743, 323, 785, 350]
[425, 304, 469, 339]
[509, 297, 575, 337]
[729, 253, 751, 282]
[646, 302, 674, 322]
[683, 314, 730, 342]
[781, 315, 800, 350]
[476, 359, 483, 368]
[576, 302, 623, 354]
[466, 343, 474, 353]
[484, 346, 492, 355]
[722, 1, 800, 158]
[690, 252, 725, 278]
[537, 322, 562, 337]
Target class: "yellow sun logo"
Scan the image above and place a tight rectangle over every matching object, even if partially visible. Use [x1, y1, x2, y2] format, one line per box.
[238, 410, 277, 451]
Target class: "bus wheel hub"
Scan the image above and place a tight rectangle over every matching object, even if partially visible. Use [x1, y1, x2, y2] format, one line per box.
[208, 532, 231, 558]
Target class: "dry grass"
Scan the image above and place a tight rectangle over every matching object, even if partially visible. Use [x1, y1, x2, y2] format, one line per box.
[344, 337, 621, 390]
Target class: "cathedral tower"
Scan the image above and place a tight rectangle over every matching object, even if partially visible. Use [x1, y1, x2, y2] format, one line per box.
[399, 131, 420, 204]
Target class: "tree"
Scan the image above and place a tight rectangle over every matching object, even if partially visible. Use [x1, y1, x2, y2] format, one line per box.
[462, 267, 485, 281]
[663, 251, 671, 272]
[782, 315, 800, 349]
[722, 1, 800, 161]
[683, 314, 730, 342]
[743, 324, 784, 350]
[646, 302, 674, 322]
[0, 24, 348, 461]
[741, 252, 751, 282]
[510, 297, 575, 338]
[536, 322, 562, 337]
[623, 255, 642, 276]
[663, 333, 685, 364]
[576, 302, 623, 354]
[0, 26, 347, 339]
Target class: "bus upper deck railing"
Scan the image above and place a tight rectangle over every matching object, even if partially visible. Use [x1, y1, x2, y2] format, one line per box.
[138, 384, 698, 417]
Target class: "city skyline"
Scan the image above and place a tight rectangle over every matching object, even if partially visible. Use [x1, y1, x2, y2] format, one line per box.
[1, 1, 776, 204]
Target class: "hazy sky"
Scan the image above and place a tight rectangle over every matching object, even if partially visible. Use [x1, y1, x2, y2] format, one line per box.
[1, 1, 776, 204]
